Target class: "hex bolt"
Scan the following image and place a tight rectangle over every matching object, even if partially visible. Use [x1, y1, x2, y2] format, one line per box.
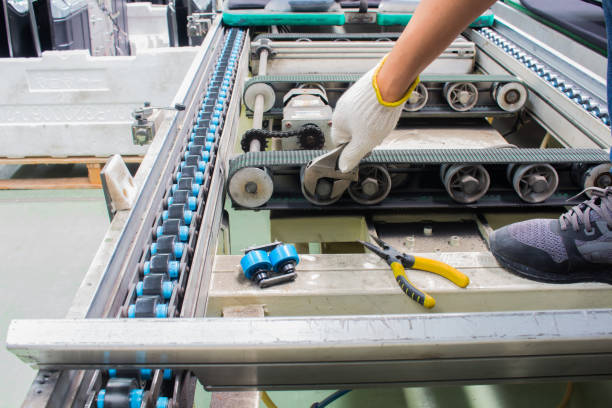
[361, 177, 379, 197]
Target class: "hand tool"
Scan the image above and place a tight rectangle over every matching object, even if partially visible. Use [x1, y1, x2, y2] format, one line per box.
[301, 144, 359, 205]
[360, 235, 470, 308]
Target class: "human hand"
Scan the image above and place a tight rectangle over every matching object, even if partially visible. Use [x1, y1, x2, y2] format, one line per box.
[331, 57, 419, 172]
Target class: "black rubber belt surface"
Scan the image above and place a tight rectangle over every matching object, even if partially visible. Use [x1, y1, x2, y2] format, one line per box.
[229, 148, 609, 178]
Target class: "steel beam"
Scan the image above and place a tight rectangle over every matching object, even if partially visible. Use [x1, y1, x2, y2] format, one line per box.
[8, 309, 612, 388]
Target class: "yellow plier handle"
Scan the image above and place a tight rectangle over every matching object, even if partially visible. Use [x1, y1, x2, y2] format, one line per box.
[390, 262, 437, 308]
[390, 257, 469, 309]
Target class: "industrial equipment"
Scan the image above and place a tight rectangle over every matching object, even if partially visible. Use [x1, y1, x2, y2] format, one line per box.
[6, 1, 612, 406]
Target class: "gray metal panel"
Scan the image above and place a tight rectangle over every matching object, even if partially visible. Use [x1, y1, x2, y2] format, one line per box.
[7, 309, 612, 387]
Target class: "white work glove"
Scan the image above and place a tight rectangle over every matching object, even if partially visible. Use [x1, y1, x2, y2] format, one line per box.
[331, 57, 419, 172]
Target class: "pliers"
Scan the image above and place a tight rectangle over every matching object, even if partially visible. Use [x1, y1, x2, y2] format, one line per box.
[360, 235, 470, 308]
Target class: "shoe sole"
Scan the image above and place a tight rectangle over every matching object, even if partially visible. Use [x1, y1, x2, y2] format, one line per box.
[490, 247, 612, 285]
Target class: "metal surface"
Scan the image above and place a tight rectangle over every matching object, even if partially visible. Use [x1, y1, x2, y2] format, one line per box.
[250, 37, 475, 75]
[301, 145, 359, 205]
[464, 22, 610, 148]
[7, 308, 612, 388]
[9, 8, 612, 401]
[16, 17, 229, 407]
[244, 73, 527, 119]
[490, 1, 606, 85]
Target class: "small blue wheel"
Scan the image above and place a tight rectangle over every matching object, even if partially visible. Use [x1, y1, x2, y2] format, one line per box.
[240, 250, 272, 280]
[269, 244, 299, 273]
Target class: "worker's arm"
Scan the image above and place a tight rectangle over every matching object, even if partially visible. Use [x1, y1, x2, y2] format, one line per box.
[333, 0, 497, 172]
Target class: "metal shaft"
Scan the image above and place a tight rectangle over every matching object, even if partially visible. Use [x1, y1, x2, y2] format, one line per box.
[249, 49, 269, 152]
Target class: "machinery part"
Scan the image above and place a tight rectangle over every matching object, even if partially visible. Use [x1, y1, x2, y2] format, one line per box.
[444, 82, 479, 112]
[298, 126, 326, 149]
[228, 167, 274, 208]
[136, 275, 174, 300]
[402, 83, 428, 112]
[269, 244, 300, 274]
[240, 242, 299, 288]
[348, 164, 392, 205]
[240, 129, 270, 152]
[300, 145, 359, 206]
[243, 82, 276, 112]
[582, 163, 612, 194]
[142, 255, 181, 280]
[244, 74, 526, 119]
[253, 33, 407, 42]
[167, 190, 197, 211]
[493, 82, 528, 112]
[151, 236, 185, 260]
[187, 13, 212, 46]
[476, 27, 609, 127]
[508, 164, 559, 203]
[155, 219, 189, 242]
[131, 102, 186, 145]
[228, 148, 609, 208]
[441, 164, 490, 203]
[163, 204, 194, 225]
[240, 250, 272, 285]
[240, 125, 325, 152]
[282, 85, 332, 148]
[97, 378, 142, 408]
[128, 296, 169, 318]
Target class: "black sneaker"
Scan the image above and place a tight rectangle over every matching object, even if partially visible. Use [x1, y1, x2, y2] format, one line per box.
[489, 187, 612, 284]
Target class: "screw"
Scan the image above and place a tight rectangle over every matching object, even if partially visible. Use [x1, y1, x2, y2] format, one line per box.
[285, 122, 292, 129]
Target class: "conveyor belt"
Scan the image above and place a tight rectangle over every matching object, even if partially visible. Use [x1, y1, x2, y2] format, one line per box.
[228, 148, 611, 209]
[93, 28, 246, 407]
[477, 27, 609, 126]
[244, 74, 529, 118]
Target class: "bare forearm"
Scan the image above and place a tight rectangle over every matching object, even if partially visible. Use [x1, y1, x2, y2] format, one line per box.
[378, 0, 497, 102]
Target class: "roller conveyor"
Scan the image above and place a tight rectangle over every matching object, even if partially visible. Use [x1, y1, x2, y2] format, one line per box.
[227, 148, 611, 209]
[6, 2, 612, 406]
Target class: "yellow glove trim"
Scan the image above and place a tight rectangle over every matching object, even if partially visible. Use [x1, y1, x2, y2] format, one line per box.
[372, 55, 420, 108]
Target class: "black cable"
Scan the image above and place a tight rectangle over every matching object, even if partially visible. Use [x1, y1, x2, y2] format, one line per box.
[311, 390, 352, 408]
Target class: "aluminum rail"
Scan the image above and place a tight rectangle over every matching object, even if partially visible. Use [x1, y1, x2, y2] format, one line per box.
[12, 16, 235, 408]
[464, 12, 610, 148]
[7, 309, 612, 389]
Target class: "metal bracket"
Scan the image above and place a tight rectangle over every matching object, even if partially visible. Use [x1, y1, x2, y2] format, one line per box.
[187, 13, 213, 46]
[131, 102, 186, 145]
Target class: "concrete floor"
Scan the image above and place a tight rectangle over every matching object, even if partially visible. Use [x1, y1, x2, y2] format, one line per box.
[2, 187, 612, 407]
[0, 189, 109, 407]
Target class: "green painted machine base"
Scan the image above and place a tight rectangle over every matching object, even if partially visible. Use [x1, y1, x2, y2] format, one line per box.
[223, 11, 345, 26]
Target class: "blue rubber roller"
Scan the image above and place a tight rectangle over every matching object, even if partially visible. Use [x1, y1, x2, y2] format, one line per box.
[176, 170, 204, 185]
[97, 387, 143, 408]
[140, 368, 172, 380]
[240, 250, 272, 284]
[150, 236, 184, 259]
[136, 279, 173, 299]
[269, 244, 300, 274]
[143, 256, 179, 279]
[167, 195, 197, 211]
[128, 300, 168, 318]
